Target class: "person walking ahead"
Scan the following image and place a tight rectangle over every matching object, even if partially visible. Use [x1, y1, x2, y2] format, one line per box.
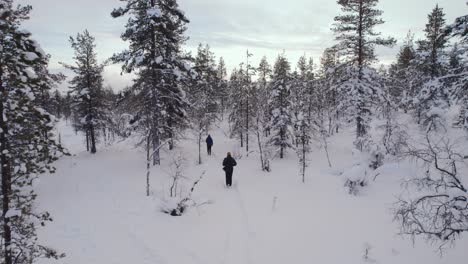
[206, 135, 213, 155]
[222, 152, 237, 187]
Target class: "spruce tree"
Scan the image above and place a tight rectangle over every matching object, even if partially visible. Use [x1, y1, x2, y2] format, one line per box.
[318, 47, 341, 134]
[413, 6, 451, 130]
[257, 56, 272, 136]
[0, 1, 64, 263]
[216, 57, 228, 111]
[62, 92, 72, 122]
[268, 54, 293, 159]
[242, 50, 256, 154]
[111, 0, 192, 168]
[190, 44, 219, 164]
[416, 5, 448, 78]
[388, 32, 422, 111]
[51, 90, 64, 119]
[291, 56, 315, 142]
[62, 30, 107, 154]
[228, 67, 246, 146]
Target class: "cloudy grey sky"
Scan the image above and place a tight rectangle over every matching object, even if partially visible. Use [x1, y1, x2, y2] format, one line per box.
[18, 0, 466, 91]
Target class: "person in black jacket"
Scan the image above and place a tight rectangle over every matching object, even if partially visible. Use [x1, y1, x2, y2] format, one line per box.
[206, 135, 213, 155]
[222, 152, 237, 187]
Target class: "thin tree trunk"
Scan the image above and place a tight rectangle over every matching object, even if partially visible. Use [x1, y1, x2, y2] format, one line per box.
[257, 126, 265, 171]
[302, 138, 306, 183]
[151, 118, 160, 166]
[86, 129, 90, 152]
[103, 127, 107, 146]
[169, 136, 174, 151]
[152, 134, 160, 166]
[198, 132, 202, 165]
[280, 128, 284, 159]
[240, 131, 243, 148]
[168, 119, 174, 150]
[146, 135, 150, 196]
[246, 98, 249, 155]
[322, 132, 332, 168]
[0, 77, 13, 264]
[90, 124, 97, 154]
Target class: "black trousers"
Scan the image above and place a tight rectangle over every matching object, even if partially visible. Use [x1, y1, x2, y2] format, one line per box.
[207, 145, 212, 155]
[225, 170, 233, 186]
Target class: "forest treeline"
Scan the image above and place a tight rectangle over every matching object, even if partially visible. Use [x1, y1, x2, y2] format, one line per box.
[0, 0, 467, 263]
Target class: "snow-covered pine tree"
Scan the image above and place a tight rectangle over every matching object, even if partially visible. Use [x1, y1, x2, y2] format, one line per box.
[416, 5, 448, 78]
[243, 50, 256, 154]
[291, 55, 314, 147]
[257, 56, 272, 137]
[388, 32, 422, 111]
[413, 5, 450, 130]
[0, 1, 65, 263]
[318, 47, 341, 134]
[290, 59, 305, 147]
[62, 92, 72, 122]
[51, 90, 64, 119]
[296, 113, 311, 183]
[444, 10, 468, 131]
[111, 0, 192, 169]
[253, 57, 273, 171]
[33, 56, 65, 122]
[448, 43, 462, 70]
[228, 67, 246, 147]
[332, 0, 395, 151]
[227, 51, 256, 153]
[305, 58, 315, 126]
[216, 57, 228, 112]
[189, 44, 219, 164]
[292, 56, 314, 180]
[62, 30, 107, 154]
[268, 54, 293, 159]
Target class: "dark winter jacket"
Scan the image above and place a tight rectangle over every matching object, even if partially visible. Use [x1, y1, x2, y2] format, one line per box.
[206, 135, 213, 146]
[222, 156, 237, 173]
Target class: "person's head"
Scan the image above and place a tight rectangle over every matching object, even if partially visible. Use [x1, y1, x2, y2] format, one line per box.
[227, 152, 231, 157]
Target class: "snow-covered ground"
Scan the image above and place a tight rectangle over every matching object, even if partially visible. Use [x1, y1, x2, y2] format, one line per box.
[36, 119, 468, 264]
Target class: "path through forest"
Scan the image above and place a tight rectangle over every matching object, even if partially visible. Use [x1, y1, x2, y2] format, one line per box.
[35, 121, 468, 264]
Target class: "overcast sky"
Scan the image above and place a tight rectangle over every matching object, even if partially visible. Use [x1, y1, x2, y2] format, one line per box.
[18, 0, 466, 92]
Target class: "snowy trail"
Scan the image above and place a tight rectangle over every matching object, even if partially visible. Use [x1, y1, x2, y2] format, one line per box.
[202, 127, 254, 264]
[35, 120, 468, 264]
[217, 186, 253, 264]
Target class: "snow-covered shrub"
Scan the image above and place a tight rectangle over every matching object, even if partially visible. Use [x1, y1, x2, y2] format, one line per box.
[342, 157, 369, 195]
[342, 149, 383, 195]
[368, 148, 384, 170]
[344, 176, 367, 195]
[162, 173, 204, 216]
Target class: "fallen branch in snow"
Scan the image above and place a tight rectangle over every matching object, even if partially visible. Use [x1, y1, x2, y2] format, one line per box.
[196, 200, 214, 208]
[372, 173, 380, 182]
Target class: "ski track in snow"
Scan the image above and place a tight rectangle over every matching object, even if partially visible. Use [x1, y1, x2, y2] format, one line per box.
[218, 186, 253, 264]
[203, 130, 253, 264]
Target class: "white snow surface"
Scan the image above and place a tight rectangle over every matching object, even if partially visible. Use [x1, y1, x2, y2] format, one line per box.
[36, 119, 468, 264]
